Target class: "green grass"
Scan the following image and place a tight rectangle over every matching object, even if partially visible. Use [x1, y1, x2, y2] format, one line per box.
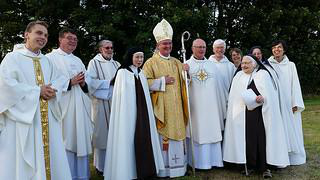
[90, 96, 320, 180]
[304, 96, 320, 106]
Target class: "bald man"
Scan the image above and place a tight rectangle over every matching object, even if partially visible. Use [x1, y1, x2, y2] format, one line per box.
[185, 39, 224, 169]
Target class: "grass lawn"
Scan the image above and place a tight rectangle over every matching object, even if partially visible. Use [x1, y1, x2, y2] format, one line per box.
[90, 96, 320, 180]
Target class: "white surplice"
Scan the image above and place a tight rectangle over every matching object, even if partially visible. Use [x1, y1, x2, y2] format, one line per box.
[208, 55, 235, 130]
[0, 46, 72, 180]
[223, 70, 290, 167]
[185, 56, 223, 169]
[86, 54, 120, 172]
[104, 68, 164, 180]
[46, 48, 93, 179]
[268, 55, 306, 165]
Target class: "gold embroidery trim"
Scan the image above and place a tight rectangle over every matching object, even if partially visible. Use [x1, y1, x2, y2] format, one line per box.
[32, 57, 51, 180]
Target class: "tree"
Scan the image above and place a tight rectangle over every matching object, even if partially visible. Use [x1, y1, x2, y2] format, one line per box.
[1, 0, 319, 93]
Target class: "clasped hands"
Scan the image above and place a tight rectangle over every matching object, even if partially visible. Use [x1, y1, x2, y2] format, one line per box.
[70, 72, 85, 87]
[40, 84, 57, 100]
[255, 95, 264, 103]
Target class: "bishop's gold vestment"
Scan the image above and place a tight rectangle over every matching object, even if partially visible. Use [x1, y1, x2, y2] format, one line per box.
[143, 53, 188, 141]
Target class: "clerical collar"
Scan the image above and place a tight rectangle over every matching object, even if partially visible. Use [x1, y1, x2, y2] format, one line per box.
[192, 55, 206, 61]
[159, 52, 170, 60]
[17, 45, 42, 58]
[25, 45, 41, 56]
[57, 48, 73, 56]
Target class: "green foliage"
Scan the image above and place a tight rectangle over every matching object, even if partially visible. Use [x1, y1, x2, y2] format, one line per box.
[0, 0, 319, 93]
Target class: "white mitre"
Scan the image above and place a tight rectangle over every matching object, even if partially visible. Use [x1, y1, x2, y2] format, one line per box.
[153, 19, 173, 43]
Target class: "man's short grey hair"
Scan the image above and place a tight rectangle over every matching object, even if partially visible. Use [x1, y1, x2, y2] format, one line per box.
[98, 40, 113, 49]
[213, 39, 226, 49]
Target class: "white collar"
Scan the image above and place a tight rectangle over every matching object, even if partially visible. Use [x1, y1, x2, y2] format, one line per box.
[209, 55, 229, 63]
[159, 52, 171, 60]
[14, 45, 43, 58]
[268, 55, 289, 65]
[52, 48, 74, 57]
[94, 53, 114, 63]
[191, 55, 207, 62]
[129, 65, 139, 77]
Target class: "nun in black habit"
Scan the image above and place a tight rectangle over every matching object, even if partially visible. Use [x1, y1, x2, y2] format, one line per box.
[223, 55, 290, 179]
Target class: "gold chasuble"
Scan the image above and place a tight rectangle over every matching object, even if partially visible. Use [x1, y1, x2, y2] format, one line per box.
[143, 53, 189, 141]
[32, 57, 51, 179]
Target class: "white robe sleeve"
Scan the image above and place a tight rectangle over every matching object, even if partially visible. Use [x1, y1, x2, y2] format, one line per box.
[253, 71, 267, 104]
[86, 60, 113, 100]
[46, 53, 70, 92]
[185, 60, 193, 86]
[290, 62, 304, 112]
[93, 84, 113, 100]
[47, 59, 69, 104]
[149, 76, 166, 91]
[86, 60, 106, 92]
[0, 53, 40, 125]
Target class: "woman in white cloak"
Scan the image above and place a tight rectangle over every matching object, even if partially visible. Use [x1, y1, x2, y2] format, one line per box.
[268, 40, 306, 165]
[104, 47, 164, 180]
[223, 55, 290, 178]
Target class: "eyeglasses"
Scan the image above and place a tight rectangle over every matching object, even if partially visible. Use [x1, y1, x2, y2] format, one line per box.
[193, 46, 206, 49]
[103, 46, 113, 50]
[65, 36, 78, 42]
[241, 62, 253, 65]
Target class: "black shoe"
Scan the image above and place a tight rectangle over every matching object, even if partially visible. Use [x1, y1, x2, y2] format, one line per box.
[96, 168, 103, 176]
[262, 169, 272, 179]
